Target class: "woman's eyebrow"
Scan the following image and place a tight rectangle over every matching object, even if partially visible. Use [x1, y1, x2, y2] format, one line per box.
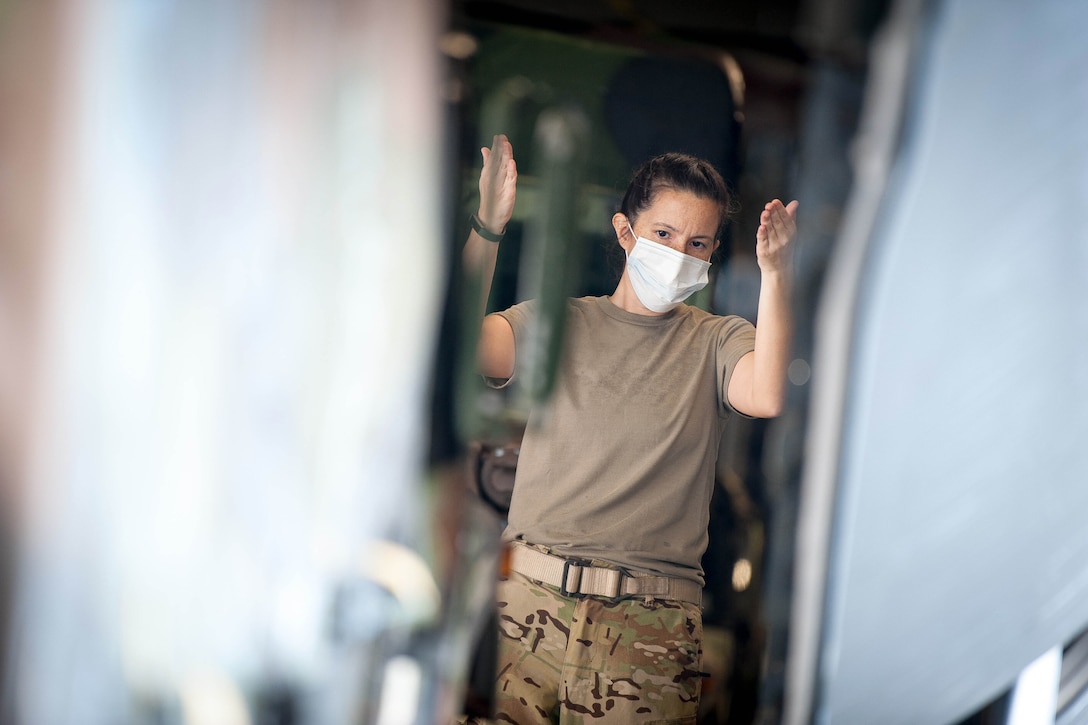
[650, 220, 713, 240]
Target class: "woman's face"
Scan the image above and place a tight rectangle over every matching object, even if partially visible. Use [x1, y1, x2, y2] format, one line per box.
[614, 188, 721, 263]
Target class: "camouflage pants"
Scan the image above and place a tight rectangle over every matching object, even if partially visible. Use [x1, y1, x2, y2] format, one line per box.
[493, 569, 703, 724]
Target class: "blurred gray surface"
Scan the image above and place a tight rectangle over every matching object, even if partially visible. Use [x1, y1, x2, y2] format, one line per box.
[799, 0, 1088, 723]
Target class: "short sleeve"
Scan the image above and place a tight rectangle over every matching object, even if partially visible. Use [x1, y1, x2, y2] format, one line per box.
[486, 299, 539, 389]
[716, 315, 757, 415]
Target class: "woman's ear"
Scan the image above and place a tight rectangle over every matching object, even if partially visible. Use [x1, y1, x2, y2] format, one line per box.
[612, 212, 634, 253]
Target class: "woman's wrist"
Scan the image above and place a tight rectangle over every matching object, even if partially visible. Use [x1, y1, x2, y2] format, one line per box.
[472, 212, 506, 242]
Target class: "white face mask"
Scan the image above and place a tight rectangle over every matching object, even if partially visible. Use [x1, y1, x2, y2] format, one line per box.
[625, 236, 711, 313]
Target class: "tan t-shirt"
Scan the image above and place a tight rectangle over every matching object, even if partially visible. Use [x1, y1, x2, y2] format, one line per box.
[495, 295, 756, 585]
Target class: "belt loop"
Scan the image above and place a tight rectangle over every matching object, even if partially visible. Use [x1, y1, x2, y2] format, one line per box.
[559, 558, 583, 597]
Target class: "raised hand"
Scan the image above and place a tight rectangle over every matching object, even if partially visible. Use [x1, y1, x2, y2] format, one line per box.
[755, 199, 799, 274]
[478, 134, 518, 236]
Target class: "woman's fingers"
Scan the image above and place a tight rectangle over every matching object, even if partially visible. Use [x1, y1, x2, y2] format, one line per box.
[755, 199, 798, 271]
[760, 199, 798, 244]
[478, 134, 517, 231]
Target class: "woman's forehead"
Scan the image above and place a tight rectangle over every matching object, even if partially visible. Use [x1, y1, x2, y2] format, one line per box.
[637, 189, 720, 233]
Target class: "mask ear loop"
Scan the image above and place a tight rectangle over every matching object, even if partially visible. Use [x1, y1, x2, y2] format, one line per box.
[622, 220, 638, 260]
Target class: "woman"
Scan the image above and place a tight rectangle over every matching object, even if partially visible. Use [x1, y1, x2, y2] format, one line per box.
[463, 134, 797, 723]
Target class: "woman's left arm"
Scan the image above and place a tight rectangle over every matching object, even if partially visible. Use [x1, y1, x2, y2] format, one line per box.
[728, 198, 799, 418]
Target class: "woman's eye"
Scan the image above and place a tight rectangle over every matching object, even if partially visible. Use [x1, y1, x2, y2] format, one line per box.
[690, 240, 705, 249]
[655, 230, 669, 239]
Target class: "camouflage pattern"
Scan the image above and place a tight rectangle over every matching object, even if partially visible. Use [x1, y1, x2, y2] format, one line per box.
[493, 569, 703, 724]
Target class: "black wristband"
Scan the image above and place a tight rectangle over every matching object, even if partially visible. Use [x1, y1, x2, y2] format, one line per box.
[471, 213, 505, 243]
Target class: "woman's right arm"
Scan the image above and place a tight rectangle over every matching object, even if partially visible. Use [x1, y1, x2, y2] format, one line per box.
[462, 134, 518, 380]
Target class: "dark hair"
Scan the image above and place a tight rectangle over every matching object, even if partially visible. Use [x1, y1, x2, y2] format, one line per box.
[619, 152, 735, 241]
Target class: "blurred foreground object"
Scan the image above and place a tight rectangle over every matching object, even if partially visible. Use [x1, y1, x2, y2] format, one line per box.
[785, 0, 1088, 723]
[0, 0, 466, 723]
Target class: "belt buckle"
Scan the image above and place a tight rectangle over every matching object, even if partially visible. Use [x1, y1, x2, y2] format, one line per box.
[559, 557, 584, 598]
